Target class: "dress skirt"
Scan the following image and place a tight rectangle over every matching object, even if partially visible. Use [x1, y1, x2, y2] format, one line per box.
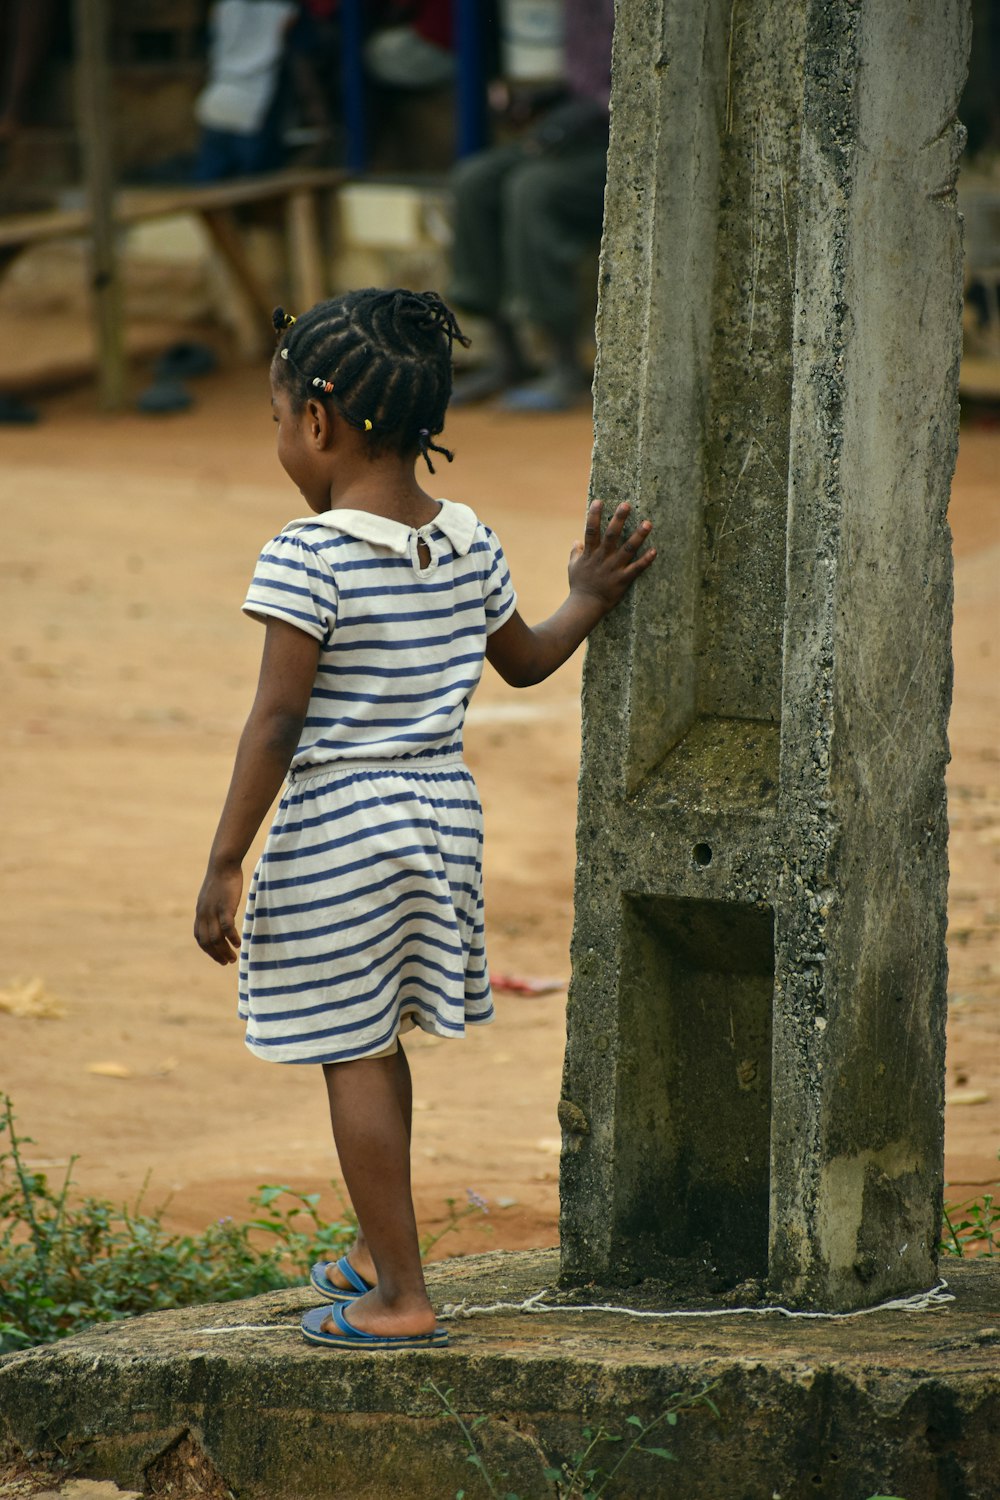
[238, 756, 493, 1063]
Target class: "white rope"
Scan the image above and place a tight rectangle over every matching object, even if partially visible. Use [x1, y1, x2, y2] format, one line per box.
[191, 1279, 953, 1336]
[437, 1279, 955, 1322]
[195, 1323, 293, 1334]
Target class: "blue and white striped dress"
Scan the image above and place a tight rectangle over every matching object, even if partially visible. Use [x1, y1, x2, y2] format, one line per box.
[237, 499, 516, 1064]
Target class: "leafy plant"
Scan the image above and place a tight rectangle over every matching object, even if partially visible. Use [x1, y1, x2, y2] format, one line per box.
[424, 1377, 720, 1500]
[425, 1380, 519, 1500]
[940, 1188, 999, 1258]
[0, 1095, 356, 1352]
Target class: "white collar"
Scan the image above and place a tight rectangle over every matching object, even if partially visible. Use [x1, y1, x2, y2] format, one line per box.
[284, 499, 479, 557]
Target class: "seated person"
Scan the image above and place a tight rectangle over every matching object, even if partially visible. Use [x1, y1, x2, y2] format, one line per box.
[448, 0, 614, 412]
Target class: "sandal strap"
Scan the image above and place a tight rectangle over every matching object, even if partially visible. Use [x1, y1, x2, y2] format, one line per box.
[335, 1255, 371, 1294]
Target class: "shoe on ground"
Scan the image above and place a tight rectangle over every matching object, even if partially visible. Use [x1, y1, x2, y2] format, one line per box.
[0, 394, 39, 423]
[154, 341, 218, 381]
[451, 360, 527, 406]
[498, 367, 591, 413]
[136, 379, 193, 414]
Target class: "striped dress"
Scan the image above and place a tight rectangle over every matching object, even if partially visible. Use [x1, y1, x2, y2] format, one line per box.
[237, 499, 517, 1064]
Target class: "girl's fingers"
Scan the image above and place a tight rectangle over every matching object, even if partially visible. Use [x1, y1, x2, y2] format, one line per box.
[582, 497, 603, 551]
[601, 500, 631, 546]
[219, 916, 241, 948]
[620, 519, 654, 560]
[194, 911, 240, 963]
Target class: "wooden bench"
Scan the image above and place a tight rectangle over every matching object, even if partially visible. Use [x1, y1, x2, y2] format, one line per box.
[0, 166, 346, 391]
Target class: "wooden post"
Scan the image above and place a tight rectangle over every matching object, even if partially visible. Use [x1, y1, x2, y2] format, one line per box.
[201, 209, 274, 354]
[285, 187, 326, 311]
[74, 0, 125, 409]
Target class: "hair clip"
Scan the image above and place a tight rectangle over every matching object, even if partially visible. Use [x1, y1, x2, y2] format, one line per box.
[311, 377, 334, 393]
[280, 348, 289, 360]
[364, 419, 373, 431]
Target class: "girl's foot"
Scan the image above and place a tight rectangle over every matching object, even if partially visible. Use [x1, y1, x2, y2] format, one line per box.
[313, 1248, 376, 1295]
[318, 1287, 438, 1339]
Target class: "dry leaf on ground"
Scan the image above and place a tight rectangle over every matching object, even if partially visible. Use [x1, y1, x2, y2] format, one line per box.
[0, 976, 66, 1019]
[946, 1088, 992, 1106]
[84, 1061, 134, 1079]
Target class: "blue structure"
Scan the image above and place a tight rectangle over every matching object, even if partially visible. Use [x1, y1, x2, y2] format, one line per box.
[338, 0, 488, 172]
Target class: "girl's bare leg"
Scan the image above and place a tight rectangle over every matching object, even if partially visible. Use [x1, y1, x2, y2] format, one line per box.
[325, 1045, 412, 1290]
[320, 1043, 435, 1336]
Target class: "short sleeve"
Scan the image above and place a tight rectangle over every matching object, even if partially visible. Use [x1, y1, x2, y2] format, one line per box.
[480, 526, 517, 636]
[242, 532, 338, 642]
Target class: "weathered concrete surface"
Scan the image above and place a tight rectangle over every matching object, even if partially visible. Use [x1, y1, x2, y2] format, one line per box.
[1, 1253, 998, 1500]
[0, 1482, 143, 1500]
[560, 0, 970, 1307]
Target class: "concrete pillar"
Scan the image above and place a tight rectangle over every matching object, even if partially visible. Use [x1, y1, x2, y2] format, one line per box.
[559, 0, 970, 1309]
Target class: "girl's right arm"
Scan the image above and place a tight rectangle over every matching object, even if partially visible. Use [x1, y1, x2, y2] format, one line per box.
[194, 617, 319, 965]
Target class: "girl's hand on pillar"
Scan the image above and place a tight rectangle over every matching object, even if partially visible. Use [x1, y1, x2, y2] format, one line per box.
[567, 498, 656, 611]
[486, 499, 655, 689]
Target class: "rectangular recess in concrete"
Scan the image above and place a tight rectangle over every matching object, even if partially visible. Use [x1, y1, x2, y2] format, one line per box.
[637, 715, 780, 814]
[612, 895, 774, 1282]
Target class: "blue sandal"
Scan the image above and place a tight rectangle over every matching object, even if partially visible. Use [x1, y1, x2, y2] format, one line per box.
[309, 1255, 374, 1302]
[301, 1302, 448, 1350]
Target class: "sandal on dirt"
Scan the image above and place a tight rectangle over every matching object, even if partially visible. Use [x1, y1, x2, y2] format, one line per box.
[309, 1255, 374, 1301]
[301, 1302, 448, 1350]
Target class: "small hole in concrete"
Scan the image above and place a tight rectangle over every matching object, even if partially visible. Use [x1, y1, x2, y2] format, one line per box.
[692, 842, 713, 867]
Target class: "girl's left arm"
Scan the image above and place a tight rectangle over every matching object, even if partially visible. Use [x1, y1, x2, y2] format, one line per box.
[194, 617, 320, 965]
[486, 498, 654, 688]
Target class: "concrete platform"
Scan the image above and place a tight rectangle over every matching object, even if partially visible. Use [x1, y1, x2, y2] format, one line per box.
[1, 1251, 998, 1499]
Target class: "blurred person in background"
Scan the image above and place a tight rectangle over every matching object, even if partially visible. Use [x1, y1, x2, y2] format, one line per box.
[284, 0, 343, 163]
[448, 0, 614, 412]
[193, 0, 298, 181]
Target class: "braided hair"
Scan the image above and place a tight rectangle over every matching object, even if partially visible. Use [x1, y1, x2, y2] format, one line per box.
[271, 289, 470, 473]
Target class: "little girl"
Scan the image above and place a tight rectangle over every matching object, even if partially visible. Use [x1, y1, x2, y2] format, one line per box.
[194, 288, 655, 1351]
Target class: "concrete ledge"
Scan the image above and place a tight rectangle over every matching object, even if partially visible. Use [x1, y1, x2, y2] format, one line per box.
[1, 1252, 998, 1499]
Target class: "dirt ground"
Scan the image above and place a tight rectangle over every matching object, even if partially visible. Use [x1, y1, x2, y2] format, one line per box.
[1, 362, 997, 1267]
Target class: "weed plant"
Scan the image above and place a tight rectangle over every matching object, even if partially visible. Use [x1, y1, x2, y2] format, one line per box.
[424, 1377, 720, 1499]
[0, 1097, 487, 1353]
[940, 1185, 999, 1258]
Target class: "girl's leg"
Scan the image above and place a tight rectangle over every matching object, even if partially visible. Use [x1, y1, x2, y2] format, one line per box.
[320, 1043, 436, 1337]
[327, 1044, 412, 1289]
